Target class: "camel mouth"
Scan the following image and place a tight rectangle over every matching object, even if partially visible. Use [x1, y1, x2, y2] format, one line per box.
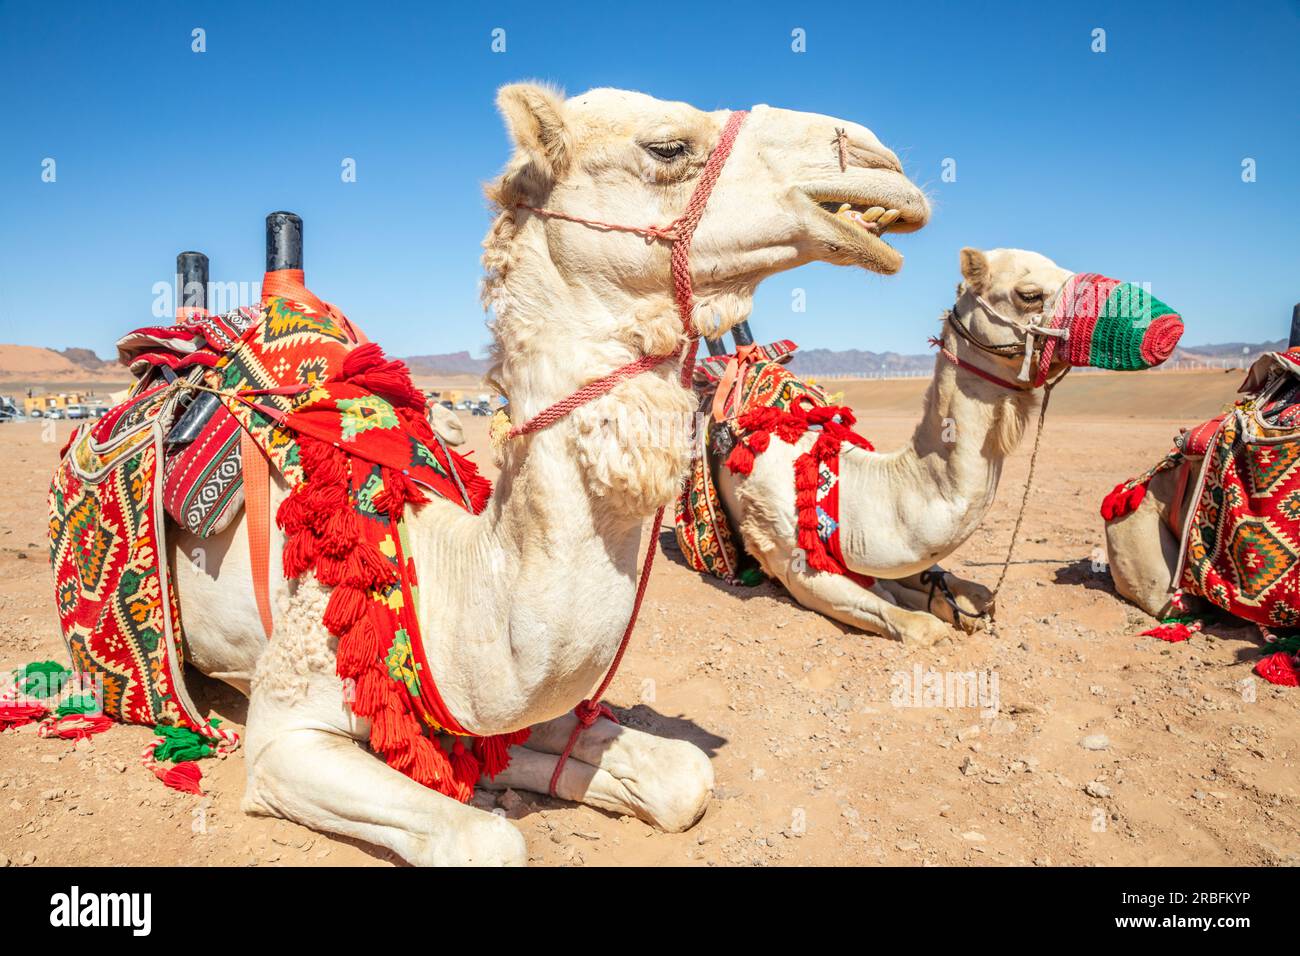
[803, 189, 928, 274]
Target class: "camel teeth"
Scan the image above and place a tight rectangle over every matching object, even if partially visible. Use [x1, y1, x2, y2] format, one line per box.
[878, 209, 901, 226]
[861, 206, 886, 222]
[836, 202, 853, 214]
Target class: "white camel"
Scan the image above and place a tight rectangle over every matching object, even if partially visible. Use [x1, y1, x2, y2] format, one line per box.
[169, 85, 931, 865]
[715, 248, 1079, 646]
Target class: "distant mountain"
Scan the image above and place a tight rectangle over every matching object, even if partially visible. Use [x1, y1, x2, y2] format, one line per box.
[788, 348, 933, 376]
[1174, 339, 1287, 361]
[58, 347, 114, 371]
[402, 350, 491, 378]
[0, 334, 1290, 385]
[786, 338, 1292, 377]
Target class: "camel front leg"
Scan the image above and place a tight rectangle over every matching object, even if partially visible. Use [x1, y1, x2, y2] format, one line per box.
[481, 714, 713, 833]
[879, 566, 993, 633]
[782, 568, 953, 646]
[242, 670, 526, 866]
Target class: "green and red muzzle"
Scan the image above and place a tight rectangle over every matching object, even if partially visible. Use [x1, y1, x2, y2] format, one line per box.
[1034, 272, 1184, 385]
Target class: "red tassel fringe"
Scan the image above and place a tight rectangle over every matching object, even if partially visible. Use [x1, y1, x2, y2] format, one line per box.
[1101, 480, 1147, 521]
[1140, 621, 1200, 643]
[1255, 652, 1300, 687]
[270, 354, 518, 802]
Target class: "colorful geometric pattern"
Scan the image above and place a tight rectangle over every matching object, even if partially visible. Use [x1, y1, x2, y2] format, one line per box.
[50, 388, 212, 733]
[676, 349, 873, 588]
[49, 288, 508, 800]
[1179, 388, 1300, 627]
[161, 405, 245, 536]
[674, 421, 744, 583]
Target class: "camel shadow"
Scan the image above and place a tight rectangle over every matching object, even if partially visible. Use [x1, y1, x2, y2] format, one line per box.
[184, 665, 248, 726]
[657, 526, 787, 602]
[499, 703, 730, 826]
[1052, 556, 1122, 596]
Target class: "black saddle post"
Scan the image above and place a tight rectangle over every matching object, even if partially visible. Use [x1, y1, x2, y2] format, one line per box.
[731, 320, 755, 348]
[266, 211, 303, 272]
[1290, 303, 1300, 349]
[705, 337, 728, 357]
[177, 251, 208, 313]
[165, 250, 216, 444]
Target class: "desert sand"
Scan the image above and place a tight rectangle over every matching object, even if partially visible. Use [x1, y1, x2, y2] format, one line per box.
[0, 369, 1296, 867]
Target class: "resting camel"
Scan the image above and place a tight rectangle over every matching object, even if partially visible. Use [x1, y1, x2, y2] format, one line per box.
[714, 248, 1179, 646]
[169, 85, 930, 865]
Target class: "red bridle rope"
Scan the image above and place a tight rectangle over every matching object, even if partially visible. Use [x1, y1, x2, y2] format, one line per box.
[928, 337, 1026, 392]
[509, 109, 750, 795]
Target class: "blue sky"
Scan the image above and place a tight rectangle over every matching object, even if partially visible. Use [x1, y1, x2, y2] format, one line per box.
[1, 0, 1297, 359]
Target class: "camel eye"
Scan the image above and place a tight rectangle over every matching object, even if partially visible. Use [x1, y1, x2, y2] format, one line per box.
[1016, 287, 1043, 303]
[645, 141, 687, 161]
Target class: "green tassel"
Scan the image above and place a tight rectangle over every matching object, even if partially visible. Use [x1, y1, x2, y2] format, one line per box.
[150, 723, 218, 763]
[14, 661, 71, 698]
[738, 566, 766, 587]
[1270, 632, 1300, 656]
[55, 695, 100, 717]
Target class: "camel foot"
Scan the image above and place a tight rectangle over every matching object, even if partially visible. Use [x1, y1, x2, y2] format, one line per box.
[928, 573, 994, 633]
[481, 715, 713, 832]
[897, 614, 955, 648]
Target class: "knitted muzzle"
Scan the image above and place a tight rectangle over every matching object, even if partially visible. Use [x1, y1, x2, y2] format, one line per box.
[1035, 273, 1183, 384]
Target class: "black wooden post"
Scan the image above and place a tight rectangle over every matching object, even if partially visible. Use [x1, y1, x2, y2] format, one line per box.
[266, 211, 303, 271]
[177, 251, 208, 311]
[705, 337, 727, 357]
[731, 320, 755, 348]
[166, 249, 216, 442]
[1290, 303, 1300, 349]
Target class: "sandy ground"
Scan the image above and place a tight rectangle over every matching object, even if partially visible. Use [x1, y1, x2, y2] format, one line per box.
[0, 369, 1296, 867]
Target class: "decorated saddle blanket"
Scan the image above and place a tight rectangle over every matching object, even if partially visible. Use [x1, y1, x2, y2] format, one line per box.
[1102, 349, 1300, 685]
[49, 281, 522, 801]
[675, 346, 874, 588]
[1175, 350, 1300, 630]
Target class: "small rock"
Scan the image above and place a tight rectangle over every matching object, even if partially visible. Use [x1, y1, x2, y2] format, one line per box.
[0, 854, 9, 867]
[19, 851, 36, 866]
[1080, 734, 1110, 751]
[497, 788, 524, 813]
[571, 830, 600, 841]
[959, 756, 980, 776]
[1084, 781, 1111, 799]
[961, 831, 986, 842]
[956, 725, 981, 742]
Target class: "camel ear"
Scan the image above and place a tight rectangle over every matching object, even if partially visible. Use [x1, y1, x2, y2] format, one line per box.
[959, 247, 990, 294]
[497, 83, 572, 181]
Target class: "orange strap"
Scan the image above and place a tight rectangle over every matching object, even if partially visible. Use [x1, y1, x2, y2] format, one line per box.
[711, 344, 758, 422]
[241, 430, 275, 640]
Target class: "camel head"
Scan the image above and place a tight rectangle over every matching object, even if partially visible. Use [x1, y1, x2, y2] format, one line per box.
[482, 84, 930, 517]
[486, 84, 931, 339]
[957, 247, 1185, 386]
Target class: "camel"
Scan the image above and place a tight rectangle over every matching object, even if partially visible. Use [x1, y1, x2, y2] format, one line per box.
[167, 84, 931, 865]
[1103, 355, 1295, 623]
[714, 248, 1162, 646]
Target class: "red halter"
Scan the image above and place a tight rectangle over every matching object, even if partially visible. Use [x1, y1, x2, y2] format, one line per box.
[506, 109, 751, 794]
[509, 109, 750, 435]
